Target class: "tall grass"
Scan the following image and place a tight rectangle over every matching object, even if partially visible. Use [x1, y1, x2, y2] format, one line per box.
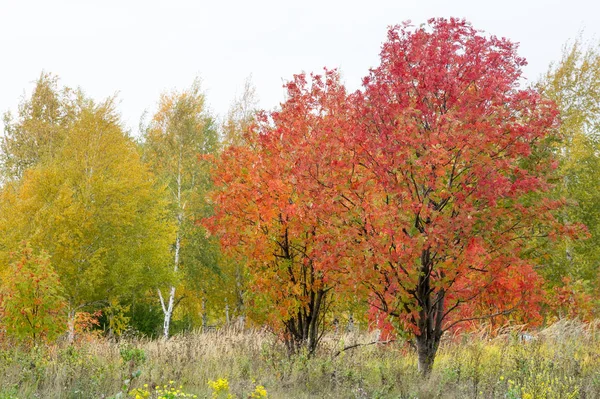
[0, 319, 599, 398]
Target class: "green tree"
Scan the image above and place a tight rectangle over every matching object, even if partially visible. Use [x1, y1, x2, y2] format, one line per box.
[143, 80, 221, 338]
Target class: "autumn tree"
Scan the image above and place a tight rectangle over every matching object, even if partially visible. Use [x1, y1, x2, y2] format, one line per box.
[0, 89, 174, 341]
[337, 19, 569, 374]
[207, 71, 351, 353]
[537, 38, 600, 313]
[143, 80, 220, 338]
[216, 77, 260, 325]
[222, 76, 259, 148]
[0, 242, 66, 344]
[1, 72, 74, 181]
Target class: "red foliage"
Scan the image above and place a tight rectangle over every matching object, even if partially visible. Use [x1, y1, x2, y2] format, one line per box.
[206, 70, 352, 351]
[336, 19, 566, 341]
[548, 277, 596, 321]
[73, 310, 103, 342]
[206, 19, 576, 364]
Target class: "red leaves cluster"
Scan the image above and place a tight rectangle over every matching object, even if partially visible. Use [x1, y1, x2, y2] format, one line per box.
[205, 71, 351, 340]
[548, 277, 596, 321]
[347, 19, 564, 336]
[206, 18, 573, 342]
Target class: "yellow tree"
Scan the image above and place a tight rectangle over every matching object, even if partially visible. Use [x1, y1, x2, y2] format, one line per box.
[538, 38, 600, 310]
[0, 93, 174, 341]
[143, 80, 220, 338]
[1, 72, 75, 181]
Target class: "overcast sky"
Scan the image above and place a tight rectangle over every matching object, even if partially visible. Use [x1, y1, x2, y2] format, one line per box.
[1, 0, 598, 135]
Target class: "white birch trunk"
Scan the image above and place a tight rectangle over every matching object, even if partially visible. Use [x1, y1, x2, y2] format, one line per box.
[160, 148, 183, 339]
[159, 235, 179, 339]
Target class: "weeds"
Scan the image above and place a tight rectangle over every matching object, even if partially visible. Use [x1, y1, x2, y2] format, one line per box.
[0, 320, 598, 398]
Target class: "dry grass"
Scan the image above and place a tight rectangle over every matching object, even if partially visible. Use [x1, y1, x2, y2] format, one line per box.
[0, 320, 599, 398]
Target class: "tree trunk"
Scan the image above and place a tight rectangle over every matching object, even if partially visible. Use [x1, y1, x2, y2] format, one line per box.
[163, 285, 176, 339]
[284, 289, 326, 355]
[413, 248, 446, 376]
[158, 270, 177, 339]
[416, 332, 441, 375]
[160, 157, 184, 339]
[67, 309, 76, 343]
[307, 289, 324, 351]
[234, 264, 245, 320]
[202, 297, 208, 332]
[158, 233, 178, 339]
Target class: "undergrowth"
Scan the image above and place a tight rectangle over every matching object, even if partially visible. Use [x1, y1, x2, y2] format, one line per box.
[0, 319, 598, 398]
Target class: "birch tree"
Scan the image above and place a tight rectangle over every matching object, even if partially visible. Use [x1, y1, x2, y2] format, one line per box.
[143, 80, 219, 338]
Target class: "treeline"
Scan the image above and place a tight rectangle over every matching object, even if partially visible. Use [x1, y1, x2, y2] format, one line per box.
[0, 74, 251, 342]
[0, 19, 599, 375]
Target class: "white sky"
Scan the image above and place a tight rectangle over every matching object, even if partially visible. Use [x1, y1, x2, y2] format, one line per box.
[1, 0, 599, 135]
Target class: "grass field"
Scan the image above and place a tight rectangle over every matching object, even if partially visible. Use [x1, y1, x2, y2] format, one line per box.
[0, 319, 599, 399]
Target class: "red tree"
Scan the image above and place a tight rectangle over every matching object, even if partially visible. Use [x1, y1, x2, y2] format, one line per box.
[206, 71, 350, 353]
[207, 19, 576, 372]
[335, 18, 572, 373]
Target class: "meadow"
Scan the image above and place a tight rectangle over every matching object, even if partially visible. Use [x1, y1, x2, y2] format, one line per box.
[2, 18, 600, 399]
[0, 319, 598, 399]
